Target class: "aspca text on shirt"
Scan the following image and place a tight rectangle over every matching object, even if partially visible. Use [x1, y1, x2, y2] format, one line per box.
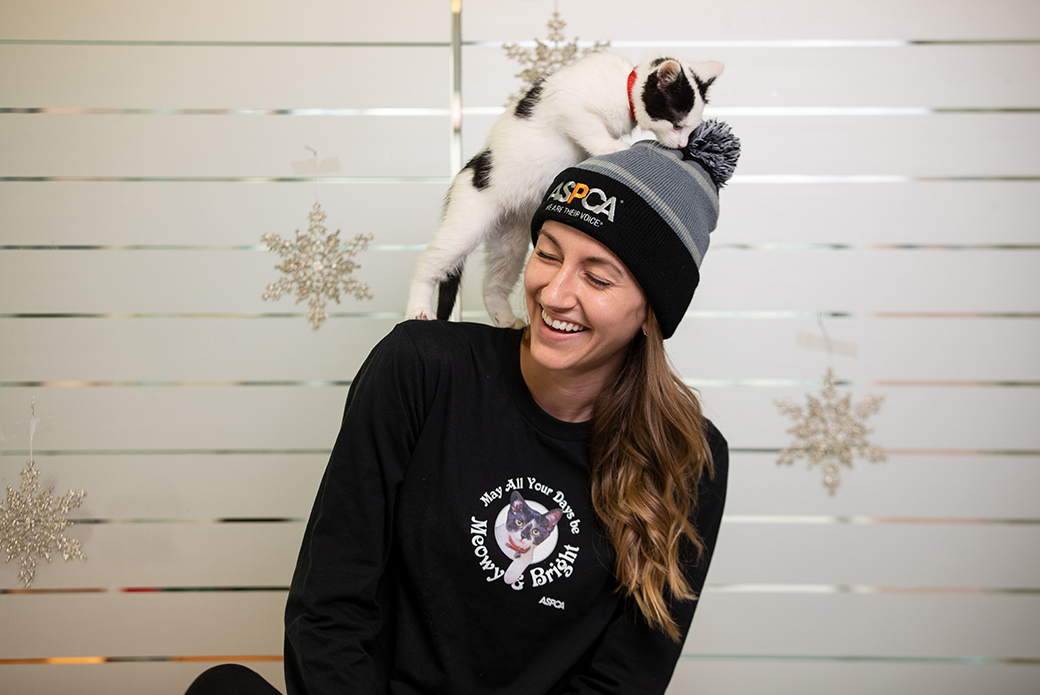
[469, 476, 580, 596]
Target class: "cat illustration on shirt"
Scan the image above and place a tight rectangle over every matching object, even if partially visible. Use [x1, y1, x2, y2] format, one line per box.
[494, 491, 563, 585]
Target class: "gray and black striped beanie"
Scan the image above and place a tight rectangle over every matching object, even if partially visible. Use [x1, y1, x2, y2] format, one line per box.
[530, 120, 739, 339]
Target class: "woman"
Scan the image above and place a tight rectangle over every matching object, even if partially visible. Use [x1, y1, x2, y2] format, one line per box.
[189, 131, 734, 695]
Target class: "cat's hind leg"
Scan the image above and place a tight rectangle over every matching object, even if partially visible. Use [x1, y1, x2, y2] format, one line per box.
[482, 213, 532, 329]
[405, 175, 499, 321]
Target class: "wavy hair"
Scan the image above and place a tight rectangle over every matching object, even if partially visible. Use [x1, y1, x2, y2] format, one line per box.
[588, 310, 713, 641]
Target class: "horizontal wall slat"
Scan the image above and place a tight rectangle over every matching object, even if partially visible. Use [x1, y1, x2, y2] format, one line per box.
[704, 385, 1040, 450]
[2, 0, 448, 43]
[2, 249, 1037, 313]
[0, 114, 450, 177]
[0, 592, 284, 657]
[3, 114, 1038, 179]
[717, 180, 1040, 245]
[668, 656, 1040, 695]
[684, 593, 1040, 657]
[0, 662, 285, 695]
[2, 450, 1034, 521]
[706, 525, 1040, 586]
[0, 454, 328, 519]
[2, 317, 1039, 382]
[0, 387, 349, 450]
[726, 452, 1040, 519]
[0, 45, 449, 108]
[693, 250, 1040, 312]
[0, 385, 1037, 450]
[0, 181, 450, 246]
[0, 523, 302, 588]
[461, 44, 1040, 108]
[463, 0, 1040, 42]
[0, 248, 421, 314]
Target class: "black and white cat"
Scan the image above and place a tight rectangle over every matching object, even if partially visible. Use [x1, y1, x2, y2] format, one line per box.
[494, 491, 563, 585]
[405, 51, 724, 327]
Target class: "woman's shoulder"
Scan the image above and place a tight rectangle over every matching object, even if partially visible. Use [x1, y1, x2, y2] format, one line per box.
[394, 319, 516, 350]
[387, 320, 522, 369]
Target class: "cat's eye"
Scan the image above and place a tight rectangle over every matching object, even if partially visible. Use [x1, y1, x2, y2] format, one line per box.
[532, 529, 540, 536]
[515, 519, 523, 526]
[672, 123, 684, 131]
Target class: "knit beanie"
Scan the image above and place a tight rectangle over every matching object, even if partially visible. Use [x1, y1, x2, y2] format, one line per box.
[530, 120, 740, 339]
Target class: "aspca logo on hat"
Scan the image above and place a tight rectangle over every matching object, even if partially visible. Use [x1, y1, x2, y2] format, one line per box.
[548, 181, 618, 222]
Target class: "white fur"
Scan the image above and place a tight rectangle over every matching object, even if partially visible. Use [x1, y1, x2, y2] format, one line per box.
[405, 52, 724, 327]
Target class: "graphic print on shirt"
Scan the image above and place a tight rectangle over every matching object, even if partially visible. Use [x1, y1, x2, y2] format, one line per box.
[470, 476, 581, 592]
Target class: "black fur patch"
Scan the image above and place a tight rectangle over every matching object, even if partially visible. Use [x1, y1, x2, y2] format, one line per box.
[465, 150, 493, 190]
[514, 80, 543, 119]
[642, 67, 695, 124]
[693, 74, 716, 102]
[650, 56, 677, 68]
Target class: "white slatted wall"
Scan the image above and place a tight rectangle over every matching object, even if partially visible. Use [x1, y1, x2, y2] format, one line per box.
[1, 1, 1038, 693]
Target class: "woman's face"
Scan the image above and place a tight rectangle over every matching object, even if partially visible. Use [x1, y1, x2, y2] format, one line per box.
[524, 220, 648, 381]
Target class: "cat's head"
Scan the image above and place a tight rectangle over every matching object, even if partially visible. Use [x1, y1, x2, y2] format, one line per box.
[632, 56, 724, 149]
[505, 491, 563, 548]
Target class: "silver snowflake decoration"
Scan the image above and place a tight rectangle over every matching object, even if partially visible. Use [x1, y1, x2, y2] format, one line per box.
[1, 460, 86, 588]
[262, 202, 373, 329]
[503, 12, 610, 104]
[775, 368, 886, 495]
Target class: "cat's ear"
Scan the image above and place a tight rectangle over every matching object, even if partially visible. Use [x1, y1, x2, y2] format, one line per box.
[655, 60, 683, 88]
[691, 60, 725, 94]
[510, 490, 525, 508]
[542, 509, 563, 531]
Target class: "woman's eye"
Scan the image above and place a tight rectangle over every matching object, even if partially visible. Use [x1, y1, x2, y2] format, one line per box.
[536, 250, 559, 262]
[585, 274, 610, 288]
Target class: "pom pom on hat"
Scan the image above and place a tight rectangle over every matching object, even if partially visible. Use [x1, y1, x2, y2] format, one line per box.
[682, 119, 741, 189]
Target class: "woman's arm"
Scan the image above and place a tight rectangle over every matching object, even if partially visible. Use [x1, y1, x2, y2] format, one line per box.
[560, 426, 729, 695]
[283, 325, 427, 695]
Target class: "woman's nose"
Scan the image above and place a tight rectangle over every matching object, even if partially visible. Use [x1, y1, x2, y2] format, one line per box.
[541, 267, 577, 307]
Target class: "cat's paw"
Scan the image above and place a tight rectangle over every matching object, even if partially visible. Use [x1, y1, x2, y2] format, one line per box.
[404, 306, 435, 321]
[596, 140, 631, 155]
[504, 317, 528, 330]
[489, 309, 527, 329]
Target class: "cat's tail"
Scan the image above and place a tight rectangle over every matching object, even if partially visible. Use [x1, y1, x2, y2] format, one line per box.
[435, 266, 463, 320]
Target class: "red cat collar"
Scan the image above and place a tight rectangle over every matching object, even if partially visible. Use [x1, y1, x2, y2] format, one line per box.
[627, 69, 638, 121]
[506, 537, 530, 555]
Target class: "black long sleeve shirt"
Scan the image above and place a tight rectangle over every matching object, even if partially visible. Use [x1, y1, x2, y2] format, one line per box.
[285, 321, 727, 694]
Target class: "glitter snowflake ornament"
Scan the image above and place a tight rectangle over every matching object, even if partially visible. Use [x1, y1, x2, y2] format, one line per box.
[502, 11, 610, 104]
[775, 368, 887, 495]
[262, 202, 373, 329]
[1, 460, 86, 588]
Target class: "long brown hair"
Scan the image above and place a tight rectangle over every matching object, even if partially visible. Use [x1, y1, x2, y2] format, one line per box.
[588, 310, 713, 641]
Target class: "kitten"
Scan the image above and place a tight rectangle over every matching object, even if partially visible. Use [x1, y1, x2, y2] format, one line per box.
[405, 52, 724, 327]
[494, 491, 563, 585]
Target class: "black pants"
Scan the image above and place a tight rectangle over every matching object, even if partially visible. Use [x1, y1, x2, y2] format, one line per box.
[184, 664, 282, 695]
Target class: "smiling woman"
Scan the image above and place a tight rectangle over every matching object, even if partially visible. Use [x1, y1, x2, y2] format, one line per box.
[188, 126, 739, 695]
